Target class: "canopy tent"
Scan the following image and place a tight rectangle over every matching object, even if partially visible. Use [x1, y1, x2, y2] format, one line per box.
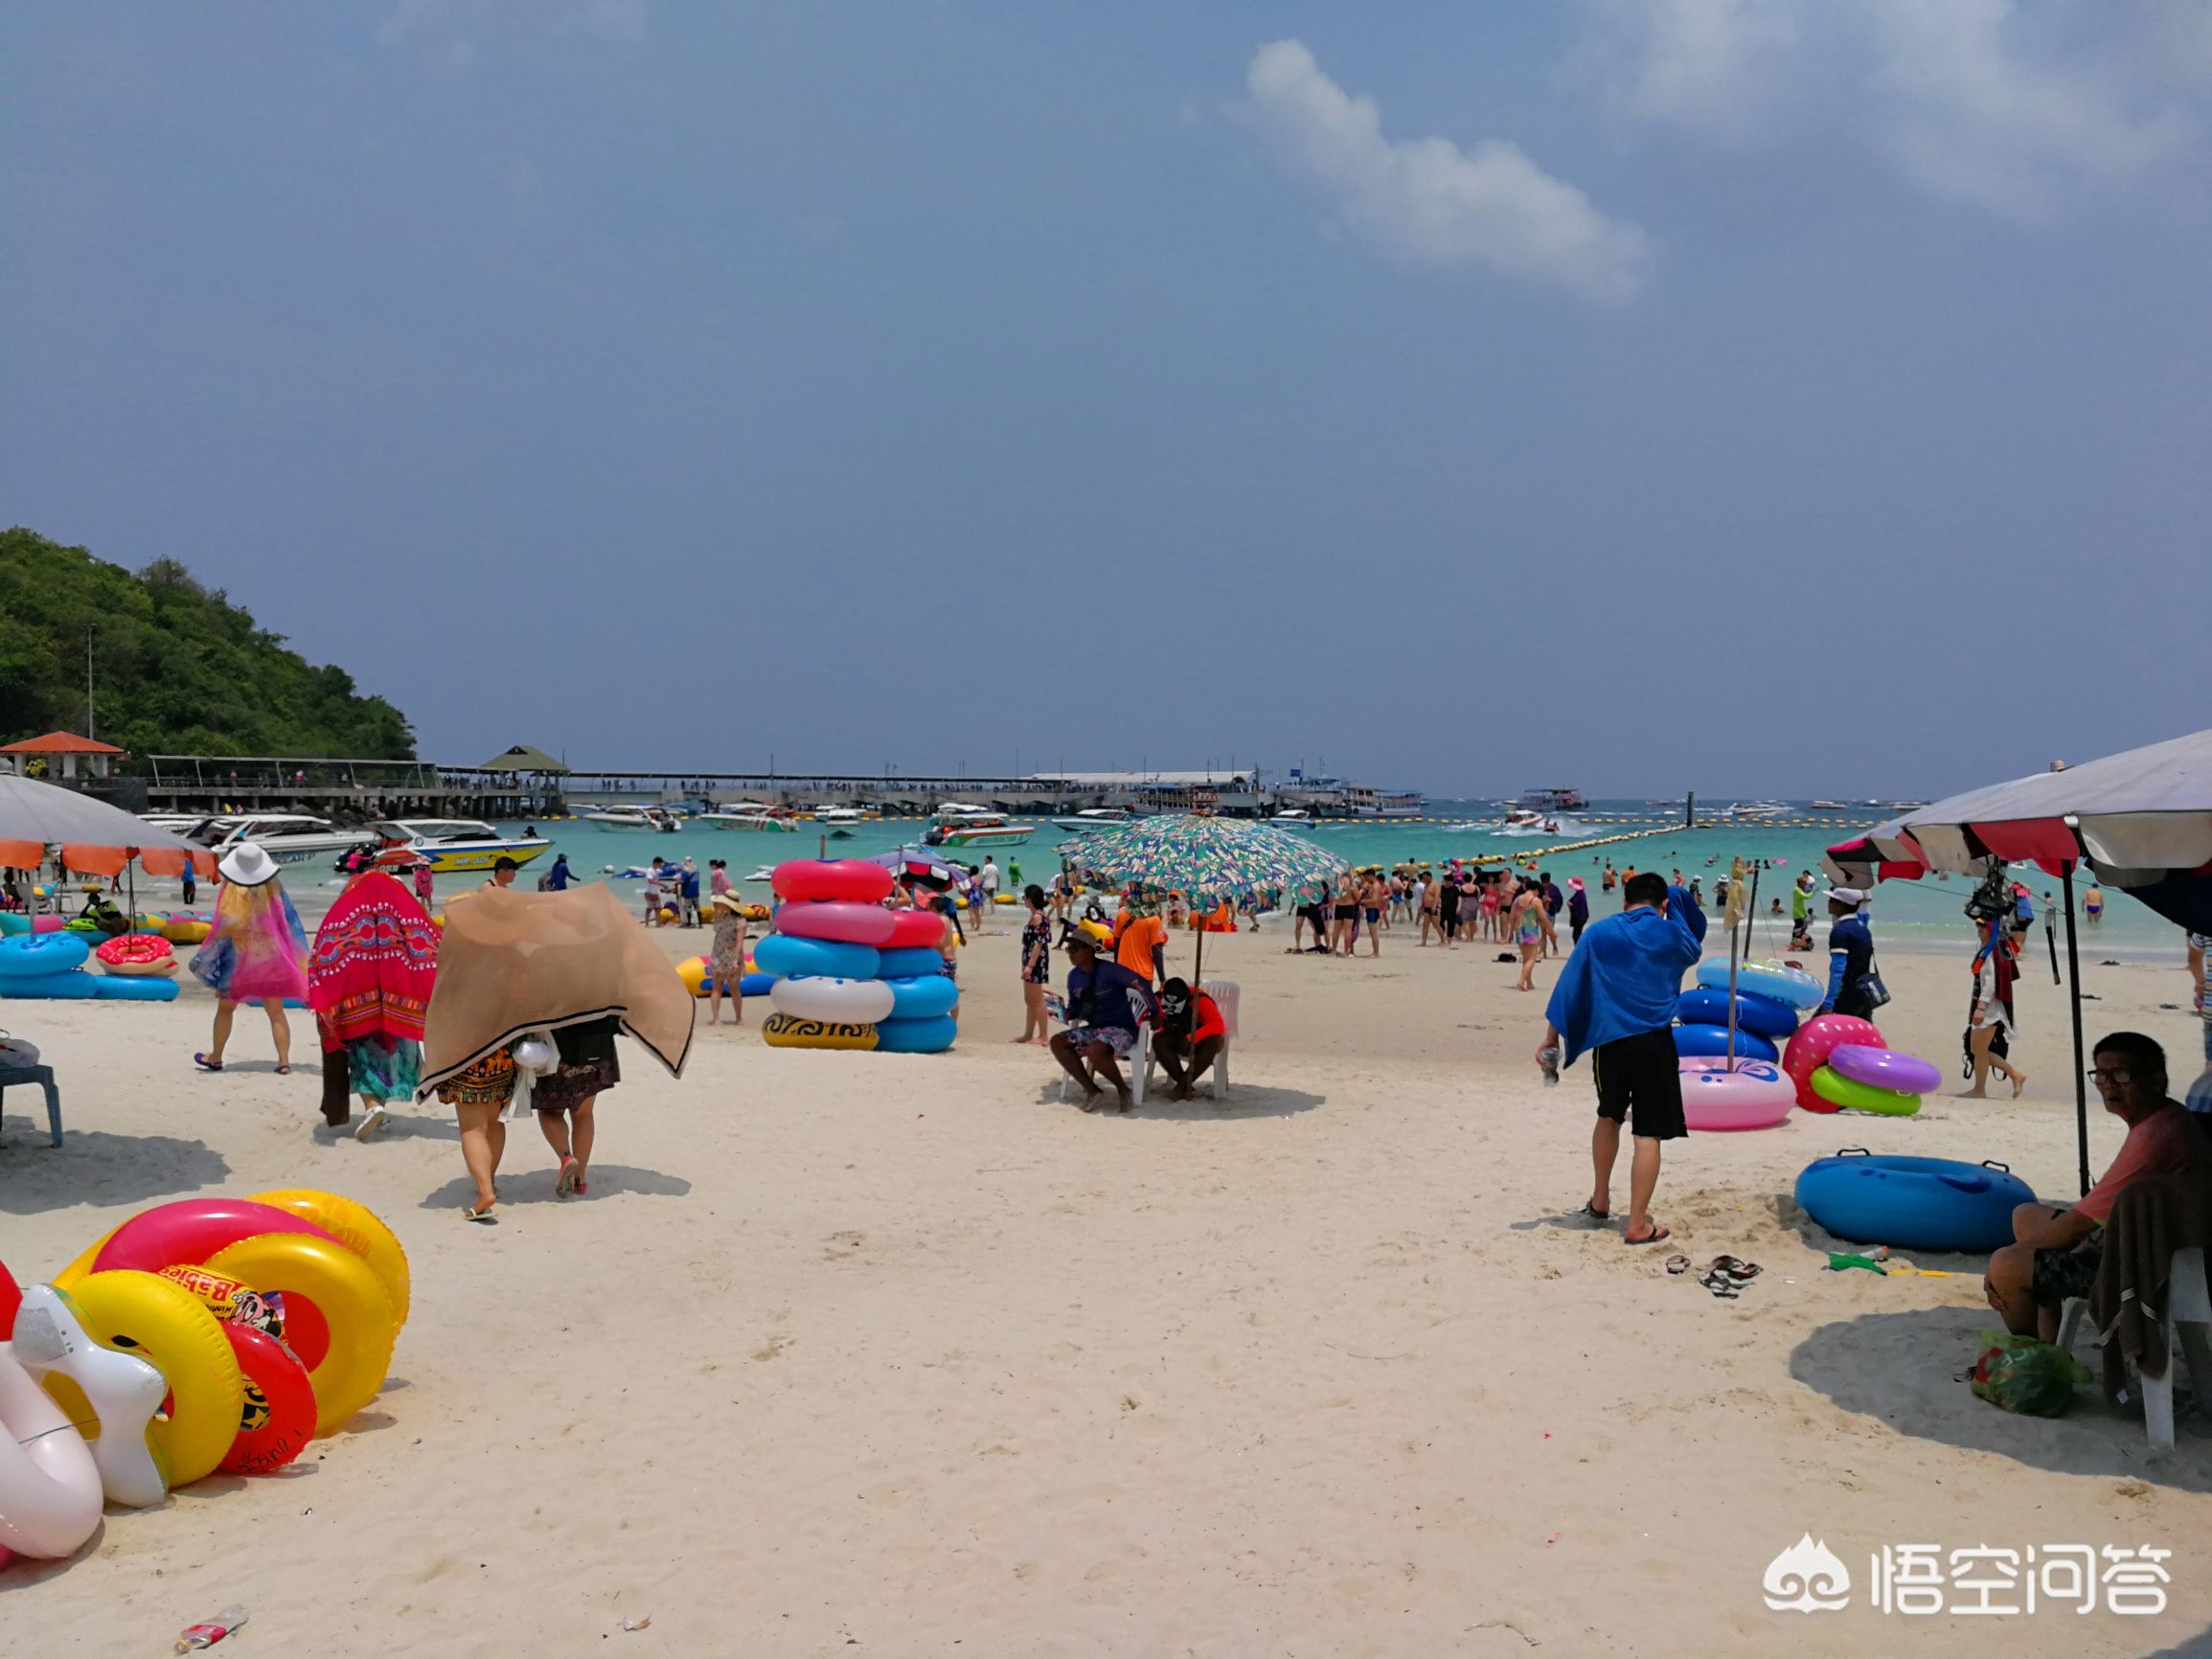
[1057, 813, 1351, 978]
[479, 744, 568, 774]
[1822, 727, 2212, 1195]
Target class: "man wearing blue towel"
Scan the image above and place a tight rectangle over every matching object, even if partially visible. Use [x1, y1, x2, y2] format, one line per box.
[1539, 872, 1707, 1245]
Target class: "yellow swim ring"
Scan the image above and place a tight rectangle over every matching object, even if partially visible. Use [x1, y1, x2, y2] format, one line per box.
[48, 1270, 246, 1489]
[762, 1013, 878, 1051]
[204, 1234, 399, 1437]
[249, 1189, 413, 1330]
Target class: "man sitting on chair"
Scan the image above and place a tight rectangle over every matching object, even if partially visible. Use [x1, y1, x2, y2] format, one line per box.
[1049, 936, 1150, 1114]
[1151, 977, 1226, 1102]
[1984, 1032, 2211, 1339]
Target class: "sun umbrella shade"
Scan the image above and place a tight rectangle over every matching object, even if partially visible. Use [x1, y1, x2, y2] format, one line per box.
[863, 846, 960, 887]
[1059, 814, 1349, 906]
[0, 771, 215, 874]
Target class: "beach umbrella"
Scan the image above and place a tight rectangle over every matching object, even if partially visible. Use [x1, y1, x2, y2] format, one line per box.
[862, 845, 958, 889]
[0, 771, 217, 927]
[1834, 727, 2212, 1196]
[1058, 813, 1351, 978]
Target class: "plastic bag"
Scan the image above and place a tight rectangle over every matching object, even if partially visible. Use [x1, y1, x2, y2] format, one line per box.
[1970, 1330, 2092, 1417]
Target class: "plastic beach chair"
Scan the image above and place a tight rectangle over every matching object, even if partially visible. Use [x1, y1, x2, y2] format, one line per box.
[2057, 1247, 2212, 1457]
[1057, 989, 1154, 1107]
[0, 1060, 63, 1148]
[1141, 979, 1240, 1100]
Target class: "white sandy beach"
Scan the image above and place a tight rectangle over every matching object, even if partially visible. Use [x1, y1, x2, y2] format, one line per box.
[4, 914, 2208, 1656]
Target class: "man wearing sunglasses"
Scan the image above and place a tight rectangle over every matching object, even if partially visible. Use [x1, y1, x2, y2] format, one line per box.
[1983, 1033, 2212, 1340]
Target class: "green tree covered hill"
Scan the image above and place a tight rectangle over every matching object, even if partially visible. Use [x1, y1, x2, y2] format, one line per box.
[0, 528, 415, 759]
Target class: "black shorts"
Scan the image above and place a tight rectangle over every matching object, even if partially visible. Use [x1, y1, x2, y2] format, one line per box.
[2030, 1235, 2103, 1307]
[1591, 1028, 1686, 1141]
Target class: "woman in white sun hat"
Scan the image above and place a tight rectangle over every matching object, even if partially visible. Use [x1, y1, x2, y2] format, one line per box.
[189, 842, 309, 1075]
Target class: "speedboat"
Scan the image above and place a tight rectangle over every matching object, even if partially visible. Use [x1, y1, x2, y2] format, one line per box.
[136, 812, 205, 835]
[816, 807, 867, 826]
[1050, 808, 1133, 832]
[927, 805, 1035, 848]
[1496, 808, 1566, 837]
[698, 802, 798, 832]
[579, 807, 681, 832]
[182, 813, 378, 867]
[1270, 808, 1314, 825]
[364, 820, 552, 875]
[1811, 800, 1847, 810]
[1722, 801, 1791, 823]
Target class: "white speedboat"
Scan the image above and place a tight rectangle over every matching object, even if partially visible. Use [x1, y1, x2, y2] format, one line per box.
[580, 807, 681, 832]
[1722, 801, 1791, 823]
[182, 813, 379, 866]
[367, 819, 551, 875]
[816, 807, 867, 826]
[1495, 808, 1567, 837]
[1050, 808, 1133, 832]
[136, 812, 205, 835]
[1270, 808, 1314, 825]
[1811, 800, 1847, 810]
[927, 806, 1035, 848]
[699, 802, 798, 832]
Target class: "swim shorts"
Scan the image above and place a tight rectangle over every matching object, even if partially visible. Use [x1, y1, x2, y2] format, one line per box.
[2030, 1235, 2103, 1307]
[1365, 908, 1380, 924]
[1063, 1024, 1135, 1058]
[1591, 1027, 1687, 1141]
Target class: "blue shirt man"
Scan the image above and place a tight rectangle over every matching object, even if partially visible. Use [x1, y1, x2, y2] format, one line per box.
[1048, 937, 1151, 1111]
[1540, 873, 1706, 1246]
[546, 853, 573, 891]
[1821, 889, 1877, 1018]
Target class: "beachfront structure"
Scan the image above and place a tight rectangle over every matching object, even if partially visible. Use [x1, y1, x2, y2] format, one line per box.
[0, 730, 125, 782]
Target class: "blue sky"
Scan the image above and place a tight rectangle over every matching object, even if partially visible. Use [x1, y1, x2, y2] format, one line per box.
[5, 2, 2208, 798]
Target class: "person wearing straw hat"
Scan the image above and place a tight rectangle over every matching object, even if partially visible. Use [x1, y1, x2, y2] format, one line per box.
[189, 842, 309, 1075]
[707, 888, 749, 1027]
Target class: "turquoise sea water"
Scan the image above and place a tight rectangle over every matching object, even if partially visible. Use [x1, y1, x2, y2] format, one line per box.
[399, 802, 2188, 962]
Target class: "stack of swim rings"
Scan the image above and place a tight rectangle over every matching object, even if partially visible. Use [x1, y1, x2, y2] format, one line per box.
[755, 859, 958, 1055]
[0, 1190, 406, 1565]
[1782, 1019, 1937, 1117]
[0, 932, 180, 1003]
[1671, 958, 1820, 1064]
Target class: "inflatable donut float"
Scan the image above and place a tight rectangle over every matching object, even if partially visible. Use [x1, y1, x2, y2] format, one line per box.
[94, 933, 178, 976]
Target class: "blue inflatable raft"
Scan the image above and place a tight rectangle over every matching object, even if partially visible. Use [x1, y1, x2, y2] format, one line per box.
[1794, 1150, 2036, 1253]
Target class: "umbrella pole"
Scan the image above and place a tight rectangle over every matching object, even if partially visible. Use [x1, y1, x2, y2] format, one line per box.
[2062, 863, 2090, 1197]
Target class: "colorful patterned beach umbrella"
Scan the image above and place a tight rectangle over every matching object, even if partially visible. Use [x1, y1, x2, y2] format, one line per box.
[1058, 814, 1348, 907]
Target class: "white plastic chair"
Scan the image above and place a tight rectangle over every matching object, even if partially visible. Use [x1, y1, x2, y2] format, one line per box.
[2057, 1247, 2212, 1456]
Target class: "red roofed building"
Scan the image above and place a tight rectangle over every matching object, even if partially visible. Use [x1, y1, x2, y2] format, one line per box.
[0, 731, 127, 781]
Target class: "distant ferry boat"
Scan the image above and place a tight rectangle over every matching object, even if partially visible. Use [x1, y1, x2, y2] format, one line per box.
[1344, 787, 1425, 820]
[1516, 786, 1587, 813]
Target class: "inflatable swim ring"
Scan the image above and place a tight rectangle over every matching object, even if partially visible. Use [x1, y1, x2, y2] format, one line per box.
[1794, 1150, 2033, 1252]
[883, 908, 951, 949]
[1676, 986, 1799, 1039]
[217, 1323, 316, 1475]
[876, 946, 947, 981]
[774, 900, 897, 947]
[1809, 1065, 1920, 1116]
[1826, 1043, 1942, 1097]
[1676, 1059, 1795, 1130]
[248, 1189, 413, 1329]
[1782, 1013, 1884, 1113]
[162, 918, 211, 944]
[772, 860, 894, 905]
[0, 1334, 104, 1558]
[676, 954, 759, 998]
[761, 1012, 878, 1051]
[753, 934, 879, 982]
[11, 1281, 169, 1509]
[90, 974, 179, 1002]
[1698, 957, 1824, 1011]
[95, 933, 177, 976]
[769, 975, 897, 1025]
[48, 1270, 246, 1489]
[1672, 1024, 1780, 1064]
[202, 1233, 398, 1438]
[0, 933, 92, 981]
[63, 1197, 339, 1291]
[0, 971, 98, 1000]
[881, 974, 959, 1020]
[874, 1014, 956, 1055]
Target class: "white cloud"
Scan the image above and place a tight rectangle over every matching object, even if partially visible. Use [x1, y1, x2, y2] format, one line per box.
[1570, 0, 2201, 221]
[1242, 40, 1651, 302]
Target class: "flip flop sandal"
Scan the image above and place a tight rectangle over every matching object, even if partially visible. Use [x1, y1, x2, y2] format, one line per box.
[463, 1203, 498, 1224]
[1664, 1255, 1692, 1275]
[1572, 1201, 1611, 1224]
[1623, 1223, 1672, 1246]
[1699, 1270, 1740, 1299]
[193, 1054, 223, 1072]
[556, 1157, 580, 1197]
[1708, 1255, 1763, 1282]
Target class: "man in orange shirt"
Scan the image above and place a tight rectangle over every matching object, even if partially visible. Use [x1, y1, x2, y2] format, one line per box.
[1984, 1032, 2211, 1340]
[1114, 898, 1168, 989]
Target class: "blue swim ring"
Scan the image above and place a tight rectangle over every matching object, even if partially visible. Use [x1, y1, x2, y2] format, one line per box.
[1677, 986, 1798, 1039]
[1794, 1150, 2035, 1253]
[1673, 1023, 1779, 1063]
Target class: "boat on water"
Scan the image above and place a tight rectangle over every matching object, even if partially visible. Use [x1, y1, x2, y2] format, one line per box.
[816, 807, 867, 826]
[926, 804, 1036, 849]
[1496, 807, 1570, 837]
[580, 807, 681, 832]
[1811, 800, 1847, 810]
[364, 819, 551, 875]
[1721, 801, 1792, 823]
[1050, 808, 1135, 833]
[1516, 786, 1588, 813]
[181, 813, 379, 867]
[136, 812, 205, 836]
[1341, 786, 1425, 820]
[698, 802, 799, 832]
